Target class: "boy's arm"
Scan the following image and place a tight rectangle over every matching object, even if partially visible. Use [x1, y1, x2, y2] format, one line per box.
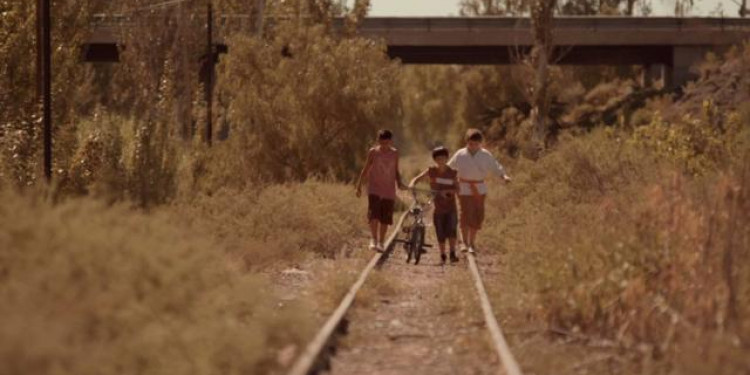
[447, 151, 458, 169]
[491, 156, 512, 183]
[408, 168, 429, 188]
[395, 152, 408, 190]
[450, 174, 460, 194]
[355, 150, 374, 196]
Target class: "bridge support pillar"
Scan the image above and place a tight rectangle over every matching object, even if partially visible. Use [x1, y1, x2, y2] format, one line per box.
[662, 64, 674, 90]
[670, 46, 708, 90]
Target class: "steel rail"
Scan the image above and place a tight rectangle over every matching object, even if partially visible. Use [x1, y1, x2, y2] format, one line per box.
[286, 208, 411, 375]
[467, 253, 523, 375]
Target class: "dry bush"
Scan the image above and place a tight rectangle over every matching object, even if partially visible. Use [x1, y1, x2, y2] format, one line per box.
[56, 107, 178, 207]
[483, 128, 750, 373]
[631, 100, 750, 176]
[170, 181, 367, 268]
[0, 189, 315, 375]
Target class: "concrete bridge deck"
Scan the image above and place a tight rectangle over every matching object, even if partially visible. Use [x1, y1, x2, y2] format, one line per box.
[85, 16, 750, 87]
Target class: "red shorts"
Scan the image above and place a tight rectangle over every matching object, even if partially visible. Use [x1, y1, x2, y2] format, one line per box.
[368, 195, 394, 225]
[459, 195, 485, 230]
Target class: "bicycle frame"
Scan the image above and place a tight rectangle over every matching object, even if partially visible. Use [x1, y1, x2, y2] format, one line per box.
[394, 188, 436, 265]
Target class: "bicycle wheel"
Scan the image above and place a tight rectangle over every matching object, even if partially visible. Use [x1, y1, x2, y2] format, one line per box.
[412, 225, 425, 265]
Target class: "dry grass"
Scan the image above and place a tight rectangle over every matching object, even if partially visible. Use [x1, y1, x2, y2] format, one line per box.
[311, 258, 367, 313]
[433, 270, 495, 358]
[169, 181, 367, 269]
[0, 179, 369, 375]
[0, 190, 314, 375]
[357, 268, 400, 308]
[482, 126, 750, 373]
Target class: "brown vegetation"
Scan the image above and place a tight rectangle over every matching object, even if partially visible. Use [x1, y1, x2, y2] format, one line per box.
[482, 99, 749, 373]
[0, 180, 366, 375]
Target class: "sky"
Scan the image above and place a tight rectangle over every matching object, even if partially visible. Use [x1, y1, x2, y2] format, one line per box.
[367, 0, 742, 17]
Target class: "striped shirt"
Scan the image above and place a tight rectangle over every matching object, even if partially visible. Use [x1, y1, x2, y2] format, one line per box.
[428, 166, 458, 214]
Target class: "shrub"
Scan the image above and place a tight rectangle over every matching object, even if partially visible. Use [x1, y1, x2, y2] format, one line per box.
[484, 128, 750, 372]
[215, 24, 402, 183]
[169, 181, 366, 266]
[0, 190, 314, 375]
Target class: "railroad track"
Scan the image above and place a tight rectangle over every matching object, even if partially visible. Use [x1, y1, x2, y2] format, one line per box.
[287, 208, 522, 375]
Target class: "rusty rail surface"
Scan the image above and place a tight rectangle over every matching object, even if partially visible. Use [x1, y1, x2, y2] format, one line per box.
[467, 253, 523, 375]
[286, 209, 410, 375]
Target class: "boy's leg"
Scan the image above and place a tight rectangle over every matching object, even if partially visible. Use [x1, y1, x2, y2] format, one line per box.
[470, 195, 486, 250]
[378, 223, 389, 247]
[467, 228, 477, 248]
[458, 196, 469, 251]
[446, 211, 459, 262]
[462, 227, 470, 250]
[448, 236, 459, 262]
[367, 195, 380, 250]
[377, 198, 395, 248]
[434, 213, 445, 254]
[369, 220, 379, 243]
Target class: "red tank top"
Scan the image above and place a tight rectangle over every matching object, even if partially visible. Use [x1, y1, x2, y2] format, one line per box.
[367, 147, 398, 200]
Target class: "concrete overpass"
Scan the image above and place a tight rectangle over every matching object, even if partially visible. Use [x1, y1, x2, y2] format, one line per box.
[85, 16, 750, 88]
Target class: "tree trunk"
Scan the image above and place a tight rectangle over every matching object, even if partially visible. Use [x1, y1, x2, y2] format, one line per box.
[533, 46, 549, 148]
[740, 0, 748, 18]
[530, 0, 555, 150]
[626, 0, 636, 15]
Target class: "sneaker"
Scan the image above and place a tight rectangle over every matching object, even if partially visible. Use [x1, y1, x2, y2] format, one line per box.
[378, 243, 386, 252]
[460, 244, 469, 253]
[468, 246, 476, 254]
[369, 240, 378, 252]
[449, 251, 459, 263]
[440, 253, 447, 265]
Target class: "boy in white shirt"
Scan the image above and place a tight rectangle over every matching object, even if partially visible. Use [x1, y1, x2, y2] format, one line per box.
[447, 129, 511, 253]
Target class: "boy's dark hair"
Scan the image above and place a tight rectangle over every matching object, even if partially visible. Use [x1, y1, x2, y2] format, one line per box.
[432, 146, 449, 160]
[465, 128, 483, 142]
[377, 129, 393, 140]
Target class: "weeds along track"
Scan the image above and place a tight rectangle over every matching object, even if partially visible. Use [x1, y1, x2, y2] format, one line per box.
[287, 208, 523, 375]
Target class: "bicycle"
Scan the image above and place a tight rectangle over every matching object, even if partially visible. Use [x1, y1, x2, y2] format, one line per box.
[394, 188, 435, 265]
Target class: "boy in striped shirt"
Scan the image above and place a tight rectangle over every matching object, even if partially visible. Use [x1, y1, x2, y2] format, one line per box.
[409, 146, 460, 264]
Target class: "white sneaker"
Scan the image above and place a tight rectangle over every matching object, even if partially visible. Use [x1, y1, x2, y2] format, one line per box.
[369, 240, 378, 251]
[378, 243, 385, 251]
[468, 246, 476, 254]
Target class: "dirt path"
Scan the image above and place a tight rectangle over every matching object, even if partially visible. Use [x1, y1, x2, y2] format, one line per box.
[330, 248, 498, 375]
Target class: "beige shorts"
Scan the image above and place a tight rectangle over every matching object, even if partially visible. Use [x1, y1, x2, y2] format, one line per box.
[459, 195, 486, 230]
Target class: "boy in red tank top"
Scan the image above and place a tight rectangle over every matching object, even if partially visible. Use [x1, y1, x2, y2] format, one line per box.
[408, 146, 460, 265]
[355, 130, 407, 252]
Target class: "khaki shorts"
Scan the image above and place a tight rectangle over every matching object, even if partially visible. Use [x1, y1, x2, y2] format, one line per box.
[459, 195, 486, 230]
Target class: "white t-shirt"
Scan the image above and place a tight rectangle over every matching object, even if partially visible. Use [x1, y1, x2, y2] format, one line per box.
[447, 147, 507, 196]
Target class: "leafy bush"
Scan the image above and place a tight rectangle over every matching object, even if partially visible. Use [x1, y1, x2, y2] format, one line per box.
[631, 100, 749, 176]
[215, 24, 401, 183]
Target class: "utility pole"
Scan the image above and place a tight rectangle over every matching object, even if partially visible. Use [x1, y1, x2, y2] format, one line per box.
[205, 1, 214, 146]
[37, 0, 52, 181]
[255, 0, 266, 35]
